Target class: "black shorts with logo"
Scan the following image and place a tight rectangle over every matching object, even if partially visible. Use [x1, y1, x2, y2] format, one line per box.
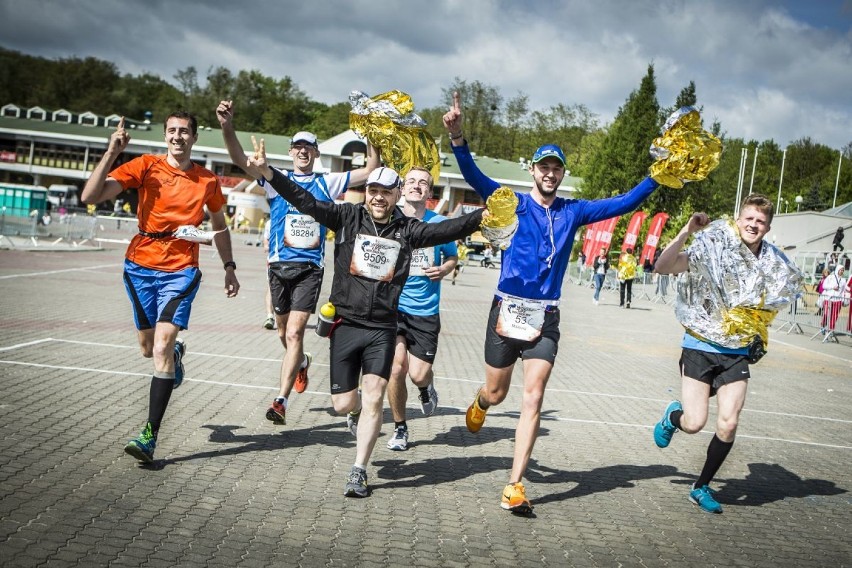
[484, 298, 560, 368]
[268, 262, 323, 314]
[329, 321, 396, 394]
[679, 347, 751, 397]
[397, 312, 441, 364]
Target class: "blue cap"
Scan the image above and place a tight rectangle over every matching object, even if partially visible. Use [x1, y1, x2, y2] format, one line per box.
[531, 144, 566, 166]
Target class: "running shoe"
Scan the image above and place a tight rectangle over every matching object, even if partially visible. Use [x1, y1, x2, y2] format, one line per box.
[465, 388, 488, 433]
[653, 400, 682, 448]
[124, 422, 156, 463]
[501, 482, 533, 515]
[266, 399, 286, 425]
[173, 338, 186, 389]
[386, 425, 409, 451]
[263, 316, 275, 330]
[344, 466, 370, 498]
[419, 382, 439, 416]
[689, 484, 723, 514]
[346, 409, 360, 438]
[294, 352, 312, 394]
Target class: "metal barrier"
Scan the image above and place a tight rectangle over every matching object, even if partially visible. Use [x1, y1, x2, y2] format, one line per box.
[0, 206, 98, 247]
[774, 288, 852, 344]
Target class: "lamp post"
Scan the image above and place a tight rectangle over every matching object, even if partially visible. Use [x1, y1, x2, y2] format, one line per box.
[783, 199, 789, 214]
[776, 148, 787, 212]
[795, 195, 803, 212]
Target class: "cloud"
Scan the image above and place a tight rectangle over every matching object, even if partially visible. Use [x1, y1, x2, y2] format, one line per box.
[0, 0, 849, 148]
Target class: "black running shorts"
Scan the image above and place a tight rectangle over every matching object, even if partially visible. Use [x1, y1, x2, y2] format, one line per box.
[679, 347, 751, 397]
[396, 312, 441, 364]
[484, 298, 560, 368]
[329, 322, 396, 394]
[268, 262, 323, 314]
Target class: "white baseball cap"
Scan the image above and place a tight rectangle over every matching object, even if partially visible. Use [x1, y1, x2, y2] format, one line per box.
[366, 167, 400, 188]
[291, 131, 318, 146]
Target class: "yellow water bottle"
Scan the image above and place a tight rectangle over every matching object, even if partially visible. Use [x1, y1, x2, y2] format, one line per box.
[315, 302, 336, 337]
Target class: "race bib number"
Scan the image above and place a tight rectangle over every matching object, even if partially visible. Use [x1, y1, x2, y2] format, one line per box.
[409, 247, 433, 276]
[350, 234, 401, 282]
[495, 295, 549, 341]
[284, 214, 321, 249]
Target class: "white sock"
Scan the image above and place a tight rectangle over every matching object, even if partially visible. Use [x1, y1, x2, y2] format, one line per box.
[354, 463, 366, 471]
[300, 355, 308, 369]
[275, 396, 288, 408]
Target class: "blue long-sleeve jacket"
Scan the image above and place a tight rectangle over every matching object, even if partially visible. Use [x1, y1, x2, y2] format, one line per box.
[453, 143, 658, 301]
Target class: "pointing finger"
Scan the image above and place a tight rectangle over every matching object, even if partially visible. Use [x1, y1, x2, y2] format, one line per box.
[452, 91, 461, 112]
[117, 116, 125, 130]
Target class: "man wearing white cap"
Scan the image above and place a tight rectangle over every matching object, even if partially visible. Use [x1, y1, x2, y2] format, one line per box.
[244, 140, 487, 498]
[444, 91, 659, 515]
[217, 100, 379, 429]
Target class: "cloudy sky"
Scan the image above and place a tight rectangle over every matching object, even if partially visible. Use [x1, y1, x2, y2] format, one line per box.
[1, 0, 850, 149]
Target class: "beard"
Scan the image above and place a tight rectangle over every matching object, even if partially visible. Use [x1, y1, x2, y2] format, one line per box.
[535, 179, 559, 197]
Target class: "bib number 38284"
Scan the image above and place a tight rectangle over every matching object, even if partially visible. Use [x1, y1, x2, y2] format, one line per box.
[284, 214, 321, 249]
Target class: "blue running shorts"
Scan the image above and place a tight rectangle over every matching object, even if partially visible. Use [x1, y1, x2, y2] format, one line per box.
[122, 260, 202, 331]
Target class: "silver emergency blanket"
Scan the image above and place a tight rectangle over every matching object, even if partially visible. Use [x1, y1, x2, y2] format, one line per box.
[675, 219, 804, 349]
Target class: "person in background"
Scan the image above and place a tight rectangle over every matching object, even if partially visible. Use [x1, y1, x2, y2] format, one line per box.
[832, 226, 844, 252]
[82, 113, 240, 464]
[452, 239, 468, 285]
[592, 247, 609, 305]
[617, 247, 638, 308]
[820, 265, 847, 333]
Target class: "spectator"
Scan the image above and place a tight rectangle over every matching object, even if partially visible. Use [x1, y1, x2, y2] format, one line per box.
[832, 226, 844, 252]
[820, 265, 847, 333]
[617, 247, 638, 308]
[592, 246, 609, 305]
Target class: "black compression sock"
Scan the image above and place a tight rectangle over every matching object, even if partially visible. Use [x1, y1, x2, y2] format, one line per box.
[695, 434, 734, 488]
[670, 409, 684, 430]
[147, 376, 175, 434]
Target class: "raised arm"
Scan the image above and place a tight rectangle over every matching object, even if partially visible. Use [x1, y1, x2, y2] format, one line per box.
[216, 100, 252, 169]
[409, 208, 485, 250]
[345, 142, 381, 187]
[443, 91, 465, 148]
[654, 213, 710, 275]
[81, 117, 129, 205]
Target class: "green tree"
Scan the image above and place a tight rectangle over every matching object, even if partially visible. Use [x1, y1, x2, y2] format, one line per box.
[582, 64, 660, 199]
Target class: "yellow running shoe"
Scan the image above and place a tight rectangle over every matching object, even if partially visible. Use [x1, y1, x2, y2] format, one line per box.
[501, 482, 533, 515]
[465, 388, 488, 433]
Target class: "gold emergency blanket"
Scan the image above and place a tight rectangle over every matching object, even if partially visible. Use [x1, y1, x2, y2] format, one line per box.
[675, 219, 804, 349]
[480, 187, 519, 250]
[349, 90, 440, 181]
[649, 107, 723, 189]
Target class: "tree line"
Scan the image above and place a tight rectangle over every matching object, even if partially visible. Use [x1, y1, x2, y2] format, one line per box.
[1, 47, 849, 246]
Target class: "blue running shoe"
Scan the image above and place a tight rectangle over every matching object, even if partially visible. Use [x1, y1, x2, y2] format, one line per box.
[124, 422, 157, 463]
[654, 400, 682, 448]
[173, 338, 186, 389]
[689, 484, 722, 514]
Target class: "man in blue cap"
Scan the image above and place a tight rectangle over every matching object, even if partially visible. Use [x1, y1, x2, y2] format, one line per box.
[443, 91, 659, 515]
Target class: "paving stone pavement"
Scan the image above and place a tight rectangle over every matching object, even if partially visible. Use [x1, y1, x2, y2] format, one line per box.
[0, 243, 850, 568]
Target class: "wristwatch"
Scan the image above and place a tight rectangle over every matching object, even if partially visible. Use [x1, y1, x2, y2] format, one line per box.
[224, 261, 237, 270]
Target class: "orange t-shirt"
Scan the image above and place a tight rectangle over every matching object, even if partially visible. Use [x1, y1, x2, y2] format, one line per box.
[110, 155, 226, 271]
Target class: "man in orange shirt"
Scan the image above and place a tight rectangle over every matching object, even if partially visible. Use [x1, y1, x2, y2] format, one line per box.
[82, 112, 240, 464]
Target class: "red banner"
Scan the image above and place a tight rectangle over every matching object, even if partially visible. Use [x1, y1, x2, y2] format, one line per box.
[640, 212, 669, 267]
[582, 221, 602, 265]
[591, 216, 620, 262]
[621, 211, 648, 252]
